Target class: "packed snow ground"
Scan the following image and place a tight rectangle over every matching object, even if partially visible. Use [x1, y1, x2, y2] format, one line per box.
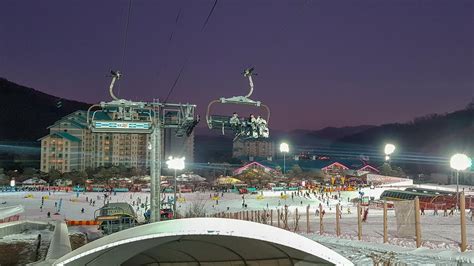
[0, 228, 52, 265]
[1, 186, 473, 264]
[0, 187, 387, 222]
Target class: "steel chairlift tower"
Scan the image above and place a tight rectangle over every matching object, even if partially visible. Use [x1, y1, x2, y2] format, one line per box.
[87, 71, 198, 222]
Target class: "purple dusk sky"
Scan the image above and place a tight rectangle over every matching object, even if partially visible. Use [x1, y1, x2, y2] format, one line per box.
[0, 0, 472, 131]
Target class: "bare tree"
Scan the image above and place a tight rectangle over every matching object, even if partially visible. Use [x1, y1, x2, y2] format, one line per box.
[260, 210, 269, 224]
[183, 198, 208, 218]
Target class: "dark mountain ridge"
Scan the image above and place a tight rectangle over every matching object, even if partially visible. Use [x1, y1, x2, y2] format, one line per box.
[0, 77, 90, 140]
[337, 108, 473, 155]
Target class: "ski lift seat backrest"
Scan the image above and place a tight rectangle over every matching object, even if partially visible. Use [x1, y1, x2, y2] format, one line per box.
[207, 115, 236, 130]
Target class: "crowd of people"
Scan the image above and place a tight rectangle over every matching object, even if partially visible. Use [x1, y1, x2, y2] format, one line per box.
[229, 113, 269, 139]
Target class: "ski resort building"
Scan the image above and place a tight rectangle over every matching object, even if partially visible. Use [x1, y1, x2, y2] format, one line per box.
[39, 111, 194, 173]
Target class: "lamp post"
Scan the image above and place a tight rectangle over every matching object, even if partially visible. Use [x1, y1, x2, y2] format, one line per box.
[450, 154, 472, 210]
[280, 143, 289, 176]
[166, 156, 185, 218]
[384, 144, 396, 162]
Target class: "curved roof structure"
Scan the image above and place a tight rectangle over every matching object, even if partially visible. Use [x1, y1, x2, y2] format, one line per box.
[54, 218, 352, 266]
[0, 205, 24, 220]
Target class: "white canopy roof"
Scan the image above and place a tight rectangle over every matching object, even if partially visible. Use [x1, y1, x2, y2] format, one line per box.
[54, 218, 352, 266]
[22, 178, 48, 185]
[0, 205, 24, 220]
[177, 174, 206, 182]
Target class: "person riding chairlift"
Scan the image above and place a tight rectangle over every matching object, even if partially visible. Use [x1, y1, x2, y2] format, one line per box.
[231, 113, 268, 139]
[246, 114, 257, 138]
[256, 115, 269, 138]
[229, 112, 240, 131]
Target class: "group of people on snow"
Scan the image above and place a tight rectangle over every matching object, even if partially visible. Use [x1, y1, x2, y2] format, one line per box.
[229, 113, 269, 139]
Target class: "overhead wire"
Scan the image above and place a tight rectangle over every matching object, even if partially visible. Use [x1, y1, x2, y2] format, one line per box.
[155, 4, 183, 86]
[116, 0, 133, 97]
[201, 0, 218, 32]
[161, 0, 220, 163]
[162, 0, 219, 103]
[163, 58, 188, 103]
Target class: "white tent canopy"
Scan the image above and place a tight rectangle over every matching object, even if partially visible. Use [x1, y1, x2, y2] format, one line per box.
[176, 174, 206, 182]
[54, 218, 352, 266]
[22, 178, 48, 185]
[0, 205, 24, 220]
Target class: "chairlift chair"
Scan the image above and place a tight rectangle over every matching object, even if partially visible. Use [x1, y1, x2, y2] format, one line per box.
[206, 67, 270, 141]
[87, 70, 155, 134]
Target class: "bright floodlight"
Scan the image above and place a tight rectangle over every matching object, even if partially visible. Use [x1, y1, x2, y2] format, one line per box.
[166, 156, 185, 170]
[10, 179, 15, 187]
[384, 144, 396, 155]
[450, 154, 472, 171]
[280, 143, 289, 153]
[385, 155, 390, 161]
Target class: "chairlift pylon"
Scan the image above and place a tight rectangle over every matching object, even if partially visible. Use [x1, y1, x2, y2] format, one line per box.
[206, 67, 270, 141]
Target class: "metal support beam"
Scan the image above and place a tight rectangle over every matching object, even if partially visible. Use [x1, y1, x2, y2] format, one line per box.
[150, 116, 162, 222]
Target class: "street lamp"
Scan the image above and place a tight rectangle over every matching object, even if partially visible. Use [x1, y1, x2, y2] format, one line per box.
[280, 143, 289, 176]
[384, 144, 396, 161]
[166, 156, 185, 217]
[450, 153, 472, 210]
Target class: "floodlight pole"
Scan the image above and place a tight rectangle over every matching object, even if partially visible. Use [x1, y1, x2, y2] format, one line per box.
[174, 169, 178, 216]
[283, 153, 286, 176]
[456, 170, 459, 210]
[450, 153, 472, 211]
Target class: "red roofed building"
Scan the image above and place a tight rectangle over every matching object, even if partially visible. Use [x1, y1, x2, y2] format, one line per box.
[233, 162, 279, 176]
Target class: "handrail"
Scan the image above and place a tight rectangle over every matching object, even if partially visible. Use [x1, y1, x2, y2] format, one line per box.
[245, 75, 254, 98]
[109, 71, 122, 101]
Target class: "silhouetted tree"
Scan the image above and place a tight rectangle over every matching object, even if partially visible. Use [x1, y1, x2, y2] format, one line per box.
[288, 165, 303, 178]
[48, 169, 62, 184]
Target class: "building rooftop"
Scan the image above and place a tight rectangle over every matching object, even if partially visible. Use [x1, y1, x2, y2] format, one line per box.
[52, 132, 81, 142]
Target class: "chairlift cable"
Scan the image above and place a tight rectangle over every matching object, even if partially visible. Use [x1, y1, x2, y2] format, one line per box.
[155, 5, 183, 89]
[116, 0, 133, 97]
[163, 58, 188, 103]
[175, 7, 182, 24]
[161, 0, 219, 102]
[201, 0, 218, 32]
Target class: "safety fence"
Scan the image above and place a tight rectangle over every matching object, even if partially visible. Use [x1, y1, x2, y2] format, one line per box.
[65, 220, 100, 226]
[206, 192, 474, 252]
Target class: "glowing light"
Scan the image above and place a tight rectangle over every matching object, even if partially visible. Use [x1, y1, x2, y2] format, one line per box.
[280, 143, 289, 153]
[385, 155, 390, 161]
[384, 144, 396, 155]
[10, 179, 15, 187]
[166, 156, 185, 170]
[450, 154, 472, 171]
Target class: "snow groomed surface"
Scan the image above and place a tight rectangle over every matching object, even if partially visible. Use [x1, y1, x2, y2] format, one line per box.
[54, 218, 353, 266]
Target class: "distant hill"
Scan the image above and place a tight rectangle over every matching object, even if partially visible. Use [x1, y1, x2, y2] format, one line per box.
[1, 77, 472, 169]
[0, 78, 90, 141]
[282, 125, 375, 145]
[305, 125, 375, 140]
[337, 108, 474, 158]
